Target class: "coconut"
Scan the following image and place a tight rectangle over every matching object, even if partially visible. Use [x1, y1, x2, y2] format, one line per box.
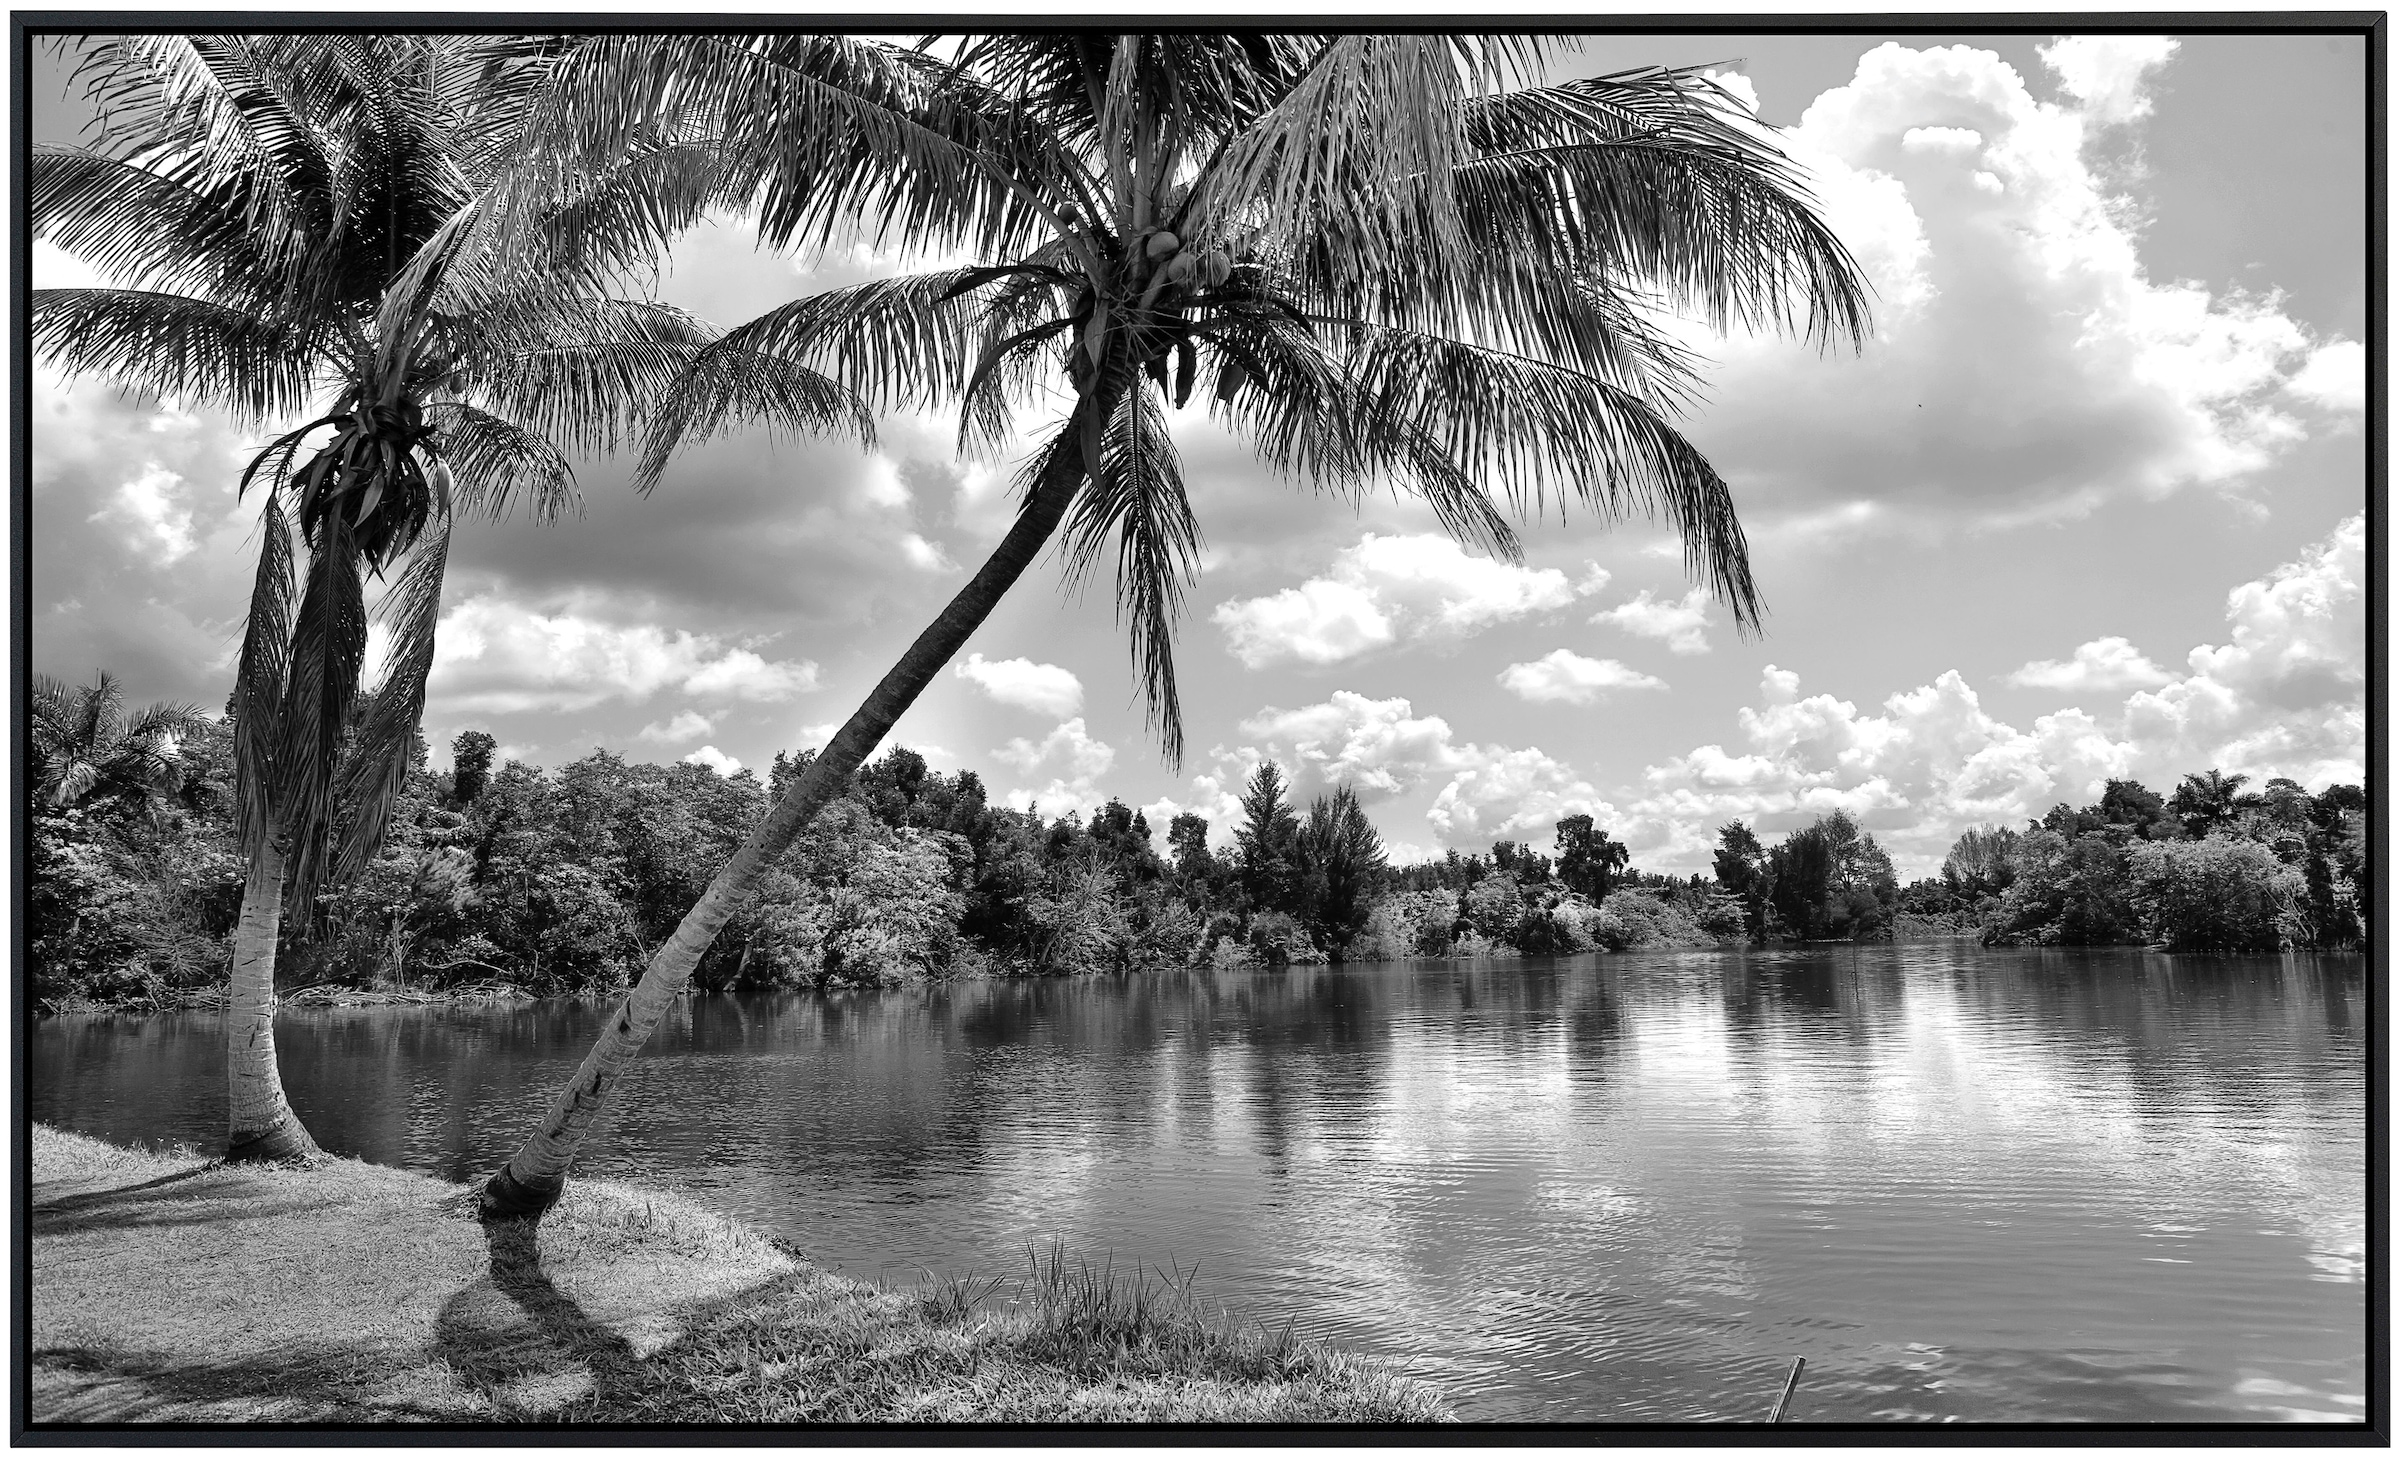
[1163, 252, 1198, 286]
[1199, 251, 1232, 288]
[1144, 230, 1181, 261]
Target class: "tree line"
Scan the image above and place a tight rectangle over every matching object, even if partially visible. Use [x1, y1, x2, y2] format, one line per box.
[31, 672, 2368, 1015]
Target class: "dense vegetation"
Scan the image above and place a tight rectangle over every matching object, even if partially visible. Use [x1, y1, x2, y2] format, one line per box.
[29, 685, 2370, 1013]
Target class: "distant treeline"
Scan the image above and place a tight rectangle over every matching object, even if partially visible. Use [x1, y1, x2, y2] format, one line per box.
[28, 676, 2371, 1012]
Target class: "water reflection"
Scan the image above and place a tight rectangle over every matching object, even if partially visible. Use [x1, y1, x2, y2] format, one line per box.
[33, 946, 2364, 1423]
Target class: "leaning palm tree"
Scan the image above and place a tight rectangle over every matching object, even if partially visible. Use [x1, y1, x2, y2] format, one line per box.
[31, 34, 841, 1161]
[478, 31, 1869, 1217]
[28, 670, 208, 819]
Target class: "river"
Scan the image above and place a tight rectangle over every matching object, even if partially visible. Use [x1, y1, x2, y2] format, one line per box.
[31, 945, 2366, 1424]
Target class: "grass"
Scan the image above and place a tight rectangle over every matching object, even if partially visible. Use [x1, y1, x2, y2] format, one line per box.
[28, 1125, 1450, 1426]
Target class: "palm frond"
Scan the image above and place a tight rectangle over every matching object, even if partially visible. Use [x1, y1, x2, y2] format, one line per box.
[232, 493, 298, 855]
[332, 514, 450, 884]
[274, 510, 369, 919]
[33, 288, 314, 422]
[461, 295, 721, 458]
[1060, 385, 1201, 765]
[30, 144, 284, 306]
[1316, 316, 1761, 627]
[424, 403, 581, 524]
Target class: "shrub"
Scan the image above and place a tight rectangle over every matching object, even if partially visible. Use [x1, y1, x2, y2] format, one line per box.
[1352, 890, 1459, 960]
[2126, 836, 2305, 951]
[1588, 890, 1714, 950]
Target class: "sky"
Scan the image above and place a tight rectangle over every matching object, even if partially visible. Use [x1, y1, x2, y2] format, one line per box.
[28, 30, 2372, 876]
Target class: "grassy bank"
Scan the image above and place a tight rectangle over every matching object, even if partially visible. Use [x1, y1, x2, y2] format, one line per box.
[29, 1126, 1449, 1425]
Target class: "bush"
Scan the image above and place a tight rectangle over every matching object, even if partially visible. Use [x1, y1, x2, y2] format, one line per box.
[1588, 890, 1714, 950]
[1351, 890, 1459, 960]
[2126, 836, 2305, 951]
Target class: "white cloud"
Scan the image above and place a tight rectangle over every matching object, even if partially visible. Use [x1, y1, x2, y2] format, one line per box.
[994, 717, 1117, 815]
[954, 652, 1085, 717]
[1497, 650, 1666, 705]
[2039, 36, 2178, 125]
[1212, 534, 1599, 669]
[900, 532, 958, 573]
[89, 464, 197, 565]
[1591, 588, 1715, 654]
[2284, 340, 2366, 414]
[1215, 690, 1611, 848]
[1685, 41, 2343, 536]
[1427, 746, 1612, 845]
[683, 745, 742, 776]
[638, 710, 719, 744]
[430, 594, 820, 715]
[2122, 514, 2365, 786]
[2007, 635, 2173, 692]
[1618, 515, 2366, 874]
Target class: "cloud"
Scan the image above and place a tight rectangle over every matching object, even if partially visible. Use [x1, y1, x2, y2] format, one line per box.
[1497, 650, 1667, 705]
[994, 717, 1117, 815]
[1681, 41, 2350, 538]
[2038, 36, 2177, 125]
[1217, 690, 1612, 847]
[88, 464, 199, 565]
[1427, 747, 1611, 845]
[2121, 513, 2365, 785]
[2006, 635, 2173, 692]
[2284, 340, 2366, 414]
[1591, 588, 1715, 654]
[429, 594, 820, 715]
[1617, 515, 2365, 874]
[1212, 533, 1597, 668]
[638, 710, 719, 744]
[683, 745, 742, 776]
[954, 652, 1084, 717]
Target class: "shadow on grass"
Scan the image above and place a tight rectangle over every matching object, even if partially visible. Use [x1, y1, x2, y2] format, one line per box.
[33, 1166, 218, 1217]
[29, 1338, 444, 1424]
[426, 1217, 648, 1416]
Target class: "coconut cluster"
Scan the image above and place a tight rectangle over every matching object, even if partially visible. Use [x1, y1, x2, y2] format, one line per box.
[1143, 230, 1232, 291]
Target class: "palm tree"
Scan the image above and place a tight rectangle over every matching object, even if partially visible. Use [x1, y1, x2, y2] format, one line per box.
[31, 35, 828, 1161]
[478, 31, 1869, 1218]
[28, 670, 208, 819]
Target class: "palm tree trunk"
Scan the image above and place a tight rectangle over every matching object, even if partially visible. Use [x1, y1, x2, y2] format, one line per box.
[480, 403, 1105, 1219]
[224, 835, 325, 1162]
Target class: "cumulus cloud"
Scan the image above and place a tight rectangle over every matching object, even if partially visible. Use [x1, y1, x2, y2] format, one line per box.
[1683, 41, 2352, 537]
[2122, 513, 2365, 786]
[1616, 515, 2365, 874]
[2006, 635, 2174, 692]
[683, 745, 742, 776]
[88, 463, 200, 565]
[2284, 340, 2366, 414]
[2038, 36, 2178, 125]
[430, 594, 820, 715]
[638, 710, 718, 744]
[994, 717, 1117, 815]
[1212, 533, 1598, 668]
[955, 652, 1084, 717]
[1497, 650, 1666, 705]
[1210, 690, 1613, 847]
[1591, 588, 1715, 654]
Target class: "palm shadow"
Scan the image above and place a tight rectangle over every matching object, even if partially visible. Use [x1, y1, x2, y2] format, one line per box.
[427, 1217, 647, 1416]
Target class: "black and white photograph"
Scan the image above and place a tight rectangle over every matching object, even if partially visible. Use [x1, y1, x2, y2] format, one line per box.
[16, 13, 2380, 1438]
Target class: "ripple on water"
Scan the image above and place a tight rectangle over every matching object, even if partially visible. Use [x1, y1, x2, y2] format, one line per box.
[31, 947, 2365, 1424]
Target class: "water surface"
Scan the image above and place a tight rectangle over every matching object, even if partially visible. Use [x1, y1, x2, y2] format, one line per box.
[33, 946, 2366, 1423]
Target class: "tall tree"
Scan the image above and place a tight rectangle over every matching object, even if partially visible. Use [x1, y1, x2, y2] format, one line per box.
[1554, 813, 1628, 900]
[1234, 761, 1305, 915]
[1301, 784, 1388, 950]
[479, 31, 1870, 1218]
[31, 35, 788, 1160]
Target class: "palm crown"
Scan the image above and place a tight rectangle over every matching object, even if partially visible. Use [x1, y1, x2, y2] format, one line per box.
[31, 34, 775, 911]
[535, 33, 1869, 762]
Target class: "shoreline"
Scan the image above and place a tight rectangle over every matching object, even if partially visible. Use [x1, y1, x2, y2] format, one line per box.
[28, 1124, 1451, 1426]
[40, 933, 2360, 1018]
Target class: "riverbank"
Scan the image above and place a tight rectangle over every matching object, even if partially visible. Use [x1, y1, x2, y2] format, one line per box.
[28, 1126, 1450, 1425]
